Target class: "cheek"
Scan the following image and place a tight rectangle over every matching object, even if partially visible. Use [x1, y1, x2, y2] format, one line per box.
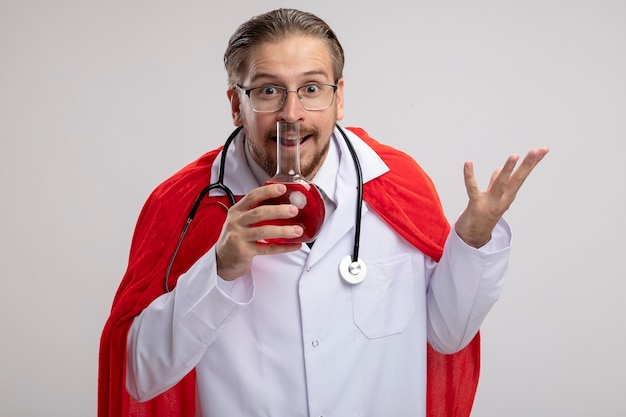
[242, 117, 277, 157]
[239, 107, 252, 127]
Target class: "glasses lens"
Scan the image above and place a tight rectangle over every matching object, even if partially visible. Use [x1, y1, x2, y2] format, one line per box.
[249, 86, 285, 112]
[299, 84, 336, 110]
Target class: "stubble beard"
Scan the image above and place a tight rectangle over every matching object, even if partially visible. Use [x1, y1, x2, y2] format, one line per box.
[245, 130, 331, 180]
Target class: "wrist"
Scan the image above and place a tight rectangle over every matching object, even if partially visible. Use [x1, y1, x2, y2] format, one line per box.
[454, 213, 493, 248]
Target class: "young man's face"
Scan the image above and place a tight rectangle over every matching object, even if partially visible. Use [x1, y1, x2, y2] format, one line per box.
[227, 36, 345, 180]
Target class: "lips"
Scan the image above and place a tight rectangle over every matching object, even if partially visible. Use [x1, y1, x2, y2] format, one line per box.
[272, 133, 313, 145]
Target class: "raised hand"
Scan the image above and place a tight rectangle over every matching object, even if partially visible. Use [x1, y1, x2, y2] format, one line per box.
[454, 147, 549, 248]
[215, 183, 303, 280]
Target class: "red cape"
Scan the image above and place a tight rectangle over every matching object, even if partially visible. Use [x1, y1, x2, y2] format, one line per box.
[98, 127, 480, 417]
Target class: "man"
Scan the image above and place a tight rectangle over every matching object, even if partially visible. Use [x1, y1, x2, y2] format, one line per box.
[99, 8, 548, 417]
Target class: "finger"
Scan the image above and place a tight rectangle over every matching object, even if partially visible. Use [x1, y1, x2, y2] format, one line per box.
[488, 165, 503, 189]
[238, 183, 288, 210]
[523, 147, 550, 171]
[463, 161, 481, 199]
[255, 241, 303, 255]
[250, 223, 304, 243]
[489, 154, 520, 194]
[506, 147, 550, 193]
[515, 148, 549, 176]
[242, 203, 299, 228]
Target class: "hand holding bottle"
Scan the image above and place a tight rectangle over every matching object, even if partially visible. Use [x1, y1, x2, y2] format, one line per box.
[254, 121, 325, 244]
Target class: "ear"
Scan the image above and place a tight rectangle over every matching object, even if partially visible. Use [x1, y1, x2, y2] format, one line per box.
[227, 88, 243, 126]
[335, 78, 345, 121]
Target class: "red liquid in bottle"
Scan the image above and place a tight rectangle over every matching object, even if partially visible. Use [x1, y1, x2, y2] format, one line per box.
[256, 180, 325, 244]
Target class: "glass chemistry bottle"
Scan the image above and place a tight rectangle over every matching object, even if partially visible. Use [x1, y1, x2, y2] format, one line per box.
[255, 121, 325, 244]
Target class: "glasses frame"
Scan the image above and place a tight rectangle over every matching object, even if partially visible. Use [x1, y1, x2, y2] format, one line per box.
[236, 83, 338, 112]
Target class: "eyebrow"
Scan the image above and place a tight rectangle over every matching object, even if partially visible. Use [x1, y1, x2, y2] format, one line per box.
[249, 70, 332, 85]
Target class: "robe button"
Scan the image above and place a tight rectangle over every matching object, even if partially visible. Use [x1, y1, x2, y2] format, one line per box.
[312, 340, 319, 347]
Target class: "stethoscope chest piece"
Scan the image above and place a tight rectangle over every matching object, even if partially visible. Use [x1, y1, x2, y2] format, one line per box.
[339, 255, 367, 285]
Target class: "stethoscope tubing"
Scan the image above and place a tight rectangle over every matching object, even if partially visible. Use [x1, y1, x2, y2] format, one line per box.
[165, 124, 363, 292]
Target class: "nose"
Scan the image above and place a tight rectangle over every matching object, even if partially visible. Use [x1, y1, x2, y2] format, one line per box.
[279, 90, 306, 122]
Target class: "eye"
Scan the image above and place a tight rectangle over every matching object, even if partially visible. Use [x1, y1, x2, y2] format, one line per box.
[258, 86, 282, 97]
[301, 84, 321, 96]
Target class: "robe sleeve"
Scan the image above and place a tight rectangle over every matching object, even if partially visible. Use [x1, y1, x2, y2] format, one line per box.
[349, 126, 482, 417]
[98, 149, 226, 417]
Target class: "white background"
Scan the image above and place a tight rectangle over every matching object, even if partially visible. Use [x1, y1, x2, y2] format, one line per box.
[1, 0, 625, 416]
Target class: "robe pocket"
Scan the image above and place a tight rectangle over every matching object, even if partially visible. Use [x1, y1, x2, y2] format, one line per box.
[351, 253, 415, 339]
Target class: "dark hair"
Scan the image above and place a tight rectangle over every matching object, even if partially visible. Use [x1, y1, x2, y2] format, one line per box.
[224, 8, 345, 88]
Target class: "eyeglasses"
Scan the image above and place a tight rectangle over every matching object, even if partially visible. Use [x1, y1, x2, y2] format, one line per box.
[236, 83, 338, 112]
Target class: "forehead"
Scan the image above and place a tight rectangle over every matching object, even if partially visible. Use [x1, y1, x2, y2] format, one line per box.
[243, 36, 334, 84]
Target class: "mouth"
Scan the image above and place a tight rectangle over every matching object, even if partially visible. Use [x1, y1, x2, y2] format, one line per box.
[272, 133, 314, 145]
[300, 133, 313, 144]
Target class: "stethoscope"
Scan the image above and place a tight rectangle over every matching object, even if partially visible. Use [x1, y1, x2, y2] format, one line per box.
[165, 124, 367, 292]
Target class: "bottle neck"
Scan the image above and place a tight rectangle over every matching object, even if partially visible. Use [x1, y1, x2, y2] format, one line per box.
[274, 121, 303, 179]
